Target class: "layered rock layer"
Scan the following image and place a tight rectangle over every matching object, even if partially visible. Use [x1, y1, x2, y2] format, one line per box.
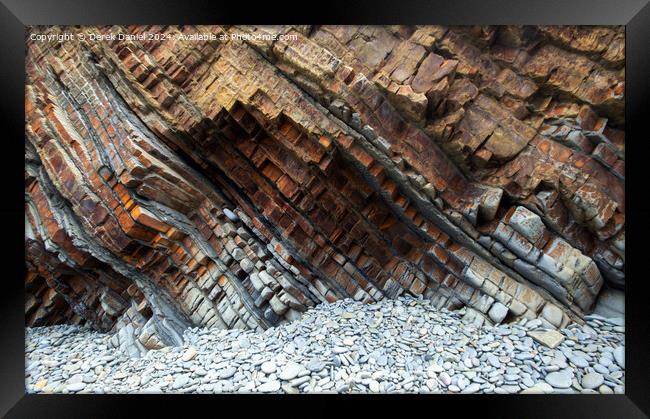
[25, 25, 624, 354]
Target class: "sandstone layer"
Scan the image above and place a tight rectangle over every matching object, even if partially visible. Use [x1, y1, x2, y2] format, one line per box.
[25, 25, 624, 355]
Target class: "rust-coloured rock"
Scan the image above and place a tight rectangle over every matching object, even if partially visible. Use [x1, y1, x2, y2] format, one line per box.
[25, 25, 624, 353]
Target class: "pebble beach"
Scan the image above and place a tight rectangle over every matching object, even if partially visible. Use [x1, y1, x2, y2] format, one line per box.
[26, 296, 625, 394]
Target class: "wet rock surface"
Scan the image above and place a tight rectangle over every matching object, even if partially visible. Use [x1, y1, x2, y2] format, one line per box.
[26, 296, 624, 394]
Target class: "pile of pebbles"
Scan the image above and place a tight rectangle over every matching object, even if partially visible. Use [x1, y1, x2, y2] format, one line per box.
[25, 296, 625, 394]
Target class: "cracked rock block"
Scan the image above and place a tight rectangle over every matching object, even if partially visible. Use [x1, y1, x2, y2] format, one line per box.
[488, 302, 509, 324]
[508, 206, 545, 243]
[25, 25, 624, 351]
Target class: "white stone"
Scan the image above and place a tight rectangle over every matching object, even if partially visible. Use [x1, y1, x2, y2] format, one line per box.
[528, 330, 564, 348]
[541, 304, 563, 327]
[488, 302, 509, 324]
[261, 361, 277, 374]
[278, 362, 301, 381]
[181, 347, 197, 362]
[258, 380, 281, 392]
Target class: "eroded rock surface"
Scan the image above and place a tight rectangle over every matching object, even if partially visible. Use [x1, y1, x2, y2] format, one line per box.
[25, 25, 624, 354]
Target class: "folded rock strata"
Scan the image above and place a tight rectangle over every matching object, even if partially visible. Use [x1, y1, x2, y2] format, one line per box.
[25, 25, 624, 354]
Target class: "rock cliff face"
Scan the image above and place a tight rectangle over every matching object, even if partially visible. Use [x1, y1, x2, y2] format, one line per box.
[25, 25, 624, 355]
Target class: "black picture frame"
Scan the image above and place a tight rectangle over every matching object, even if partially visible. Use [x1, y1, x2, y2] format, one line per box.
[2, 0, 649, 417]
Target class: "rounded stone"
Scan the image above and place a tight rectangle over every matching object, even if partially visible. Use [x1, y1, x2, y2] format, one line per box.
[569, 356, 589, 368]
[439, 372, 451, 386]
[258, 380, 281, 393]
[218, 367, 237, 379]
[261, 361, 277, 374]
[306, 359, 325, 373]
[613, 346, 625, 369]
[581, 372, 604, 389]
[66, 382, 86, 392]
[223, 208, 240, 223]
[488, 303, 509, 324]
[369, 380, 380, 393]
[278, 362, 301, 381]
[520, 382, 554, 394]
[462, 383, 480, 394]
[598, 385, 614, 394]
[544, 371, 572, 389]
